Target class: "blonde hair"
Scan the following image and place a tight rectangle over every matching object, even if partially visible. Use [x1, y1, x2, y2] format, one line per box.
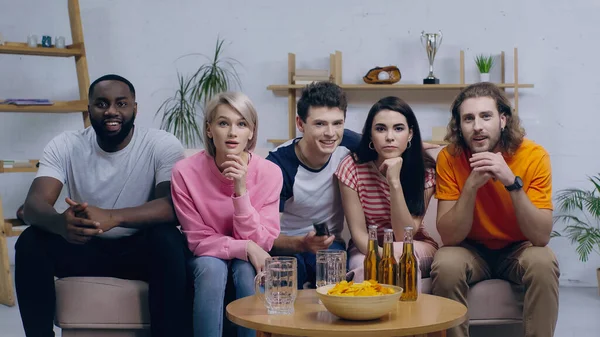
[445, 82, 525, 156]
[203, 92, 258, 157]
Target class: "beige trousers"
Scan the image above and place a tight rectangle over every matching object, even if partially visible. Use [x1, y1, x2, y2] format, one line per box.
[430, 240, 560, 337]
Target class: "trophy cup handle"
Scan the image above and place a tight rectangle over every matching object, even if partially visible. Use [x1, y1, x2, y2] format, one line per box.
[420, 30, 427, 48]
[437, 30, 443, 48]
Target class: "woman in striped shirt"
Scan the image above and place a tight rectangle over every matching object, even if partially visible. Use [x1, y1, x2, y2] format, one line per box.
[335, 96, 439, 283]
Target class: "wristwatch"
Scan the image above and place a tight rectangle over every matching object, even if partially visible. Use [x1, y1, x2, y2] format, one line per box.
[505, 176, 523, 191]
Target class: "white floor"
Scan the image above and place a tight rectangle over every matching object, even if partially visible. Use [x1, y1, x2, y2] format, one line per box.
[1, 266, 598, 337]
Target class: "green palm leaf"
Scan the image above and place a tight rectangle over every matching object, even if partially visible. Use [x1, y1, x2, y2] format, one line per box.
[155, 37, 242, 148]
[553, 173, 600, 262]
[154, 73, 202, 148]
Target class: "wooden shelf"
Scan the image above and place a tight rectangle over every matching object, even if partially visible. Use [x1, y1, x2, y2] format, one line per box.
[1, 167, 38, 173]
[0, 99, 87, 113]
[0, 160, 39, 173]
[267, 48, 533, 142]
[0, 42, 84, 57]
[0, 0, 91, 309]
[267, 83, 534, 91]
[3, 219, 26, 237]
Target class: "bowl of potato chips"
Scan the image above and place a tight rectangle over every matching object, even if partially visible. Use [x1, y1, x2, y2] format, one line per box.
[316, 280, 403, 321]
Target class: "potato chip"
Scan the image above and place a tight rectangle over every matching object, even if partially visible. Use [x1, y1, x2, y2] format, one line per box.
[326, 280, 395, 296]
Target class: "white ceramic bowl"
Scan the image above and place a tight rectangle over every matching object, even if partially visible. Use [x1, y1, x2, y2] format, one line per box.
[316, 283, 403, 321]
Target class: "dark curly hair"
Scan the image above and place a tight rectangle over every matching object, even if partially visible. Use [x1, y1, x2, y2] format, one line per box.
[354, 96, 435, 216]
[297, 82, 347, 122]
[445, 82, 525, 156]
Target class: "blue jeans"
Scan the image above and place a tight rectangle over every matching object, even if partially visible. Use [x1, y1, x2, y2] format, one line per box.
[188, 256, 256, 337]
[294, 240, 346, 289]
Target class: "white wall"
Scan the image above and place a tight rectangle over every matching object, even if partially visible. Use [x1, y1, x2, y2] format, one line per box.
[1, 0, 598, 286]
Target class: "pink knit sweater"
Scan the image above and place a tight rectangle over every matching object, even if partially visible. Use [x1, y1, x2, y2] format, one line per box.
[171, 150, 283, 261]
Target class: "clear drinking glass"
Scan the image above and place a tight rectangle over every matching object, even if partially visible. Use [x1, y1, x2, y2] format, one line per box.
[55, 36, 66, 49]
[254, 256, 298, 314]
[27, 35, 38, 48]
[316, 249, 347, 288]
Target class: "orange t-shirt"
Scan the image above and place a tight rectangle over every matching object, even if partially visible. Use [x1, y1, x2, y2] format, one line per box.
[435, 138, 553, 249]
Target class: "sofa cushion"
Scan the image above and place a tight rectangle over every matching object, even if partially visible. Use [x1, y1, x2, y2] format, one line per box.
[467, 279, 523, 321]
[421, 278, 523, 322]
[55, 277, 150, 329]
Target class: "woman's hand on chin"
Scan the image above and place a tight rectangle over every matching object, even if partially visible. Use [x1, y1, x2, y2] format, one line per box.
[222, 153, 248, 196]
[378, 157, 403, 184]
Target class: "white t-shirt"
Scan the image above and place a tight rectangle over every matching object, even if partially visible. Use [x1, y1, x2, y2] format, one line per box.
[36, 126, 185, 238]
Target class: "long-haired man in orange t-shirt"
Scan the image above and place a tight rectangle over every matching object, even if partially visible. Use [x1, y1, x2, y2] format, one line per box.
[431, 82, 559, 337]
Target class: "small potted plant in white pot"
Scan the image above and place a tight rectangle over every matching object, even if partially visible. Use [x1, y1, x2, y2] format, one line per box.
[474, 54, 494, 82]
[551, 173, 600, 295]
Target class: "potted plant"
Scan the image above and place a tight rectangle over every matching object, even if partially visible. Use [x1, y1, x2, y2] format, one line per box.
[474, 54, 494, 82]
[155, 72, 201, 148]
[155, 37, 241, 149]
[551, 173, 600, 294]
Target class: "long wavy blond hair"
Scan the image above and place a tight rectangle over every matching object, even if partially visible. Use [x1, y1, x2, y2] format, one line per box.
[445, 82, 525, 156]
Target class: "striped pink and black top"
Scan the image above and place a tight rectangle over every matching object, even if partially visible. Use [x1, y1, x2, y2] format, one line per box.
[335, 154, 438, 248]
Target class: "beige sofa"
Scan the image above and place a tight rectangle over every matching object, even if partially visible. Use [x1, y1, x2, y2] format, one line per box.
[55, 147, 524, 336]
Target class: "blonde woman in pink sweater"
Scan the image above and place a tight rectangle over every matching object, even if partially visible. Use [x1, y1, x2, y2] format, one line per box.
[171, 92, 283, 337]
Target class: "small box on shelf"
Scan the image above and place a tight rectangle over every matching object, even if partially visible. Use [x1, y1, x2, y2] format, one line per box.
[431, 126, 447, 143]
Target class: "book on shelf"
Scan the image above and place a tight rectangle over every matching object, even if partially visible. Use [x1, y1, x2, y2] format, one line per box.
[1, 99, 53, 106]
[1, 160, 35, 168]
[293, 74, 332, 85]
[431, 127, 447, 142]
[294, 80, 333, 85]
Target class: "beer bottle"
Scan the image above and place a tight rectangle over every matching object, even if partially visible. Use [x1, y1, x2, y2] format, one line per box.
[377, 228, 397, 285]
[363, 225, 380, 281]
[399, 226, 418, 301]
